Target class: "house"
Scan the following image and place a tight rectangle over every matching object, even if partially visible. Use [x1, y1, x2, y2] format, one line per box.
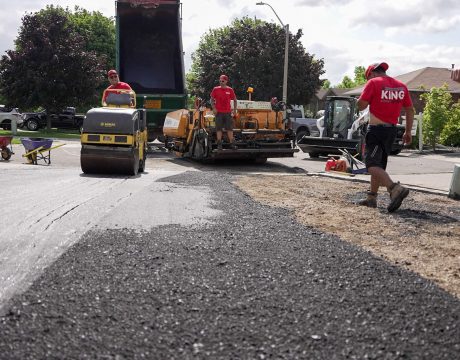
[343, 67, 460, 114]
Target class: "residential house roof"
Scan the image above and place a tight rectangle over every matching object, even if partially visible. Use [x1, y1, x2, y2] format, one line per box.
[344, 67, 460, 96]
[315, 87, 352, 100]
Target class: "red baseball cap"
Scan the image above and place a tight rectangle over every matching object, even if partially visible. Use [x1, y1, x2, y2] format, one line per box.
[365, 62, 389, 79]
[108, 69, 118, 76]
[219, 74, 229, 81]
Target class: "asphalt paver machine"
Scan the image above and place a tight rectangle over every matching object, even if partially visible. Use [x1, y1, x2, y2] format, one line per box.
[163, 98, 298, 162]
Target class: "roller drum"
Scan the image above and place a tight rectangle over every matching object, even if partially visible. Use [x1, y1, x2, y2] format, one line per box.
[81, 145, 139, 176]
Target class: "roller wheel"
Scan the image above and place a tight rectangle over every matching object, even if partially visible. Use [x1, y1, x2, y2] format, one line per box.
[1, 147, 12, 160]
[254, 157, 267, 164]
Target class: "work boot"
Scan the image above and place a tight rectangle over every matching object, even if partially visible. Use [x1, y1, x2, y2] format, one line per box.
[387, 182, 409, 212]
[230, 141, 238, 150]
[217, 141, 223, 150]
[358, 191, 377, 208]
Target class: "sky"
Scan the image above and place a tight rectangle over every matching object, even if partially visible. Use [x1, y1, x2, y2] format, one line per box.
[0, 0, 459, 85]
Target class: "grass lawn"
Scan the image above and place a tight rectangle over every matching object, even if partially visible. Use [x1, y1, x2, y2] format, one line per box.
[0, 128, 80, 144]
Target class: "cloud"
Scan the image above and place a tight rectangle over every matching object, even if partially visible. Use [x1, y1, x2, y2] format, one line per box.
[295, 0, 353, 6]
[217, 0, 235, 6]
[350, 0, 460, 34]
[309, 34, 460, 85]
[0, 1, 48, 55]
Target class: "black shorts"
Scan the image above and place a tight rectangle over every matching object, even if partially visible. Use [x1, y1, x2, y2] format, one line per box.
[215, 112, 233, 131]
[364, 125, 397, 170]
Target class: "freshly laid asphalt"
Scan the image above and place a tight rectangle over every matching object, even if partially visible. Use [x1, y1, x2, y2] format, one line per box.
[0, 170, 459, 359]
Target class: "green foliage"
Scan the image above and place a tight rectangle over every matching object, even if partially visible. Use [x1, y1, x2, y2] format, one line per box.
[335, 66, 366, 88]
[353, 66, 366, 86]
[0, 5, 113, 121]
[440, 102, 460, 147]
[187, 17, 325, 104]
[321, 79, 331, 89]
[68, 6, 116, 69]
[336, 75, 354, 89]
[420, 84, 452, 150]
[0, 128, 81, 140]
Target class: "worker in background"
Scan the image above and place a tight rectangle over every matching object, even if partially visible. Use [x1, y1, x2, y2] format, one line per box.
[103, 69, 132, 105]
[357, 62, 415, 212]
[106, 69, 131, 91]
[210, 74, 238, 150]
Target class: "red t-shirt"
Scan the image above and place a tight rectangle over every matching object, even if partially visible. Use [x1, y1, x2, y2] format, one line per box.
[211, 86, 236, 113]
[359, 76, 412, 124]
[107, 82, 132, 91]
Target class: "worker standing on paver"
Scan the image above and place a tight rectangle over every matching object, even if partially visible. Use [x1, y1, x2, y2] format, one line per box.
[357, 62, 415, 212]
[210, 74, 238, 150]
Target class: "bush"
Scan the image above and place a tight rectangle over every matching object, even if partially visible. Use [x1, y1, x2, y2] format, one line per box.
[440, 102, 460, 147]
[420, 85, 452, 150]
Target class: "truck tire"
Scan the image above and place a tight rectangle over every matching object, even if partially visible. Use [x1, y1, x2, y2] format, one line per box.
[296, 130, 309, 143]
[26, 118, 39, 131]
[1, 120, 11, 130]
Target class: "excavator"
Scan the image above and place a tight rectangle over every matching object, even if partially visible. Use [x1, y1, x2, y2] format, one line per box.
[163, 95, 298, 162]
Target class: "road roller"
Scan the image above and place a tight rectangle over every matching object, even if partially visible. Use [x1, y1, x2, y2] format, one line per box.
[163, 96, 298, 163]
[80, 89, 148, 175]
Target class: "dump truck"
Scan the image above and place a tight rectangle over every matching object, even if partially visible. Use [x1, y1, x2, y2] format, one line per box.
[116, 0, 186, 141]
[163, 98, 298, 162]
[80, 89, 148, 175]
[297, 96, 405, 158]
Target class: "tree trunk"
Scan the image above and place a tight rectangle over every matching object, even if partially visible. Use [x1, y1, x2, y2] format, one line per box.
[46, 111, 51, 131]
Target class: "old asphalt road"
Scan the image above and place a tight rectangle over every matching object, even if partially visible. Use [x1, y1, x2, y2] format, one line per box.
[0, 143, 459, 359]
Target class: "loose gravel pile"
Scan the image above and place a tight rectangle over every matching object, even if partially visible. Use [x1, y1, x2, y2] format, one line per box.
[0, 171, 459, 359]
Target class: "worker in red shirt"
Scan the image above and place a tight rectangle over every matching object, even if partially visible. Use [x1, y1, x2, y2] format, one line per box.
[106, 69, 131, 91]
[210, 74, 238, 150]
[357, 62, 415, 212]
[103, 69, 132, 104]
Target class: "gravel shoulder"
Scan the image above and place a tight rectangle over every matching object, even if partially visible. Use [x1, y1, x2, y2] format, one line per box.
[235, 174, 460, 298]
[0, 171, 459, 359]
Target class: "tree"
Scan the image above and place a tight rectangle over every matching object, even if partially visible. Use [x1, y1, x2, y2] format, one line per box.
[420, 85, 452, 150]
[335, 66, 366, 88]
[440, 102, 460, 147]
[321, 79, 331, 89]
[187, 17, 324, 105]
[336, 75, 354, 89]
[68, 6, 116, 70]
[0, 6, 105, 129]
[353, 66, 366, 86]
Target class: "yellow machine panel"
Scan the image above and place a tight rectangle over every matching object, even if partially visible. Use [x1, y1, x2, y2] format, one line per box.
[163, 97, 298, 162]
[163, 109, 190, 138]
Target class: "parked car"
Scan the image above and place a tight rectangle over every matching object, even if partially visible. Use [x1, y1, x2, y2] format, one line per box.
[21, 107, 85, 132]
[0, 105, 24, 129]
